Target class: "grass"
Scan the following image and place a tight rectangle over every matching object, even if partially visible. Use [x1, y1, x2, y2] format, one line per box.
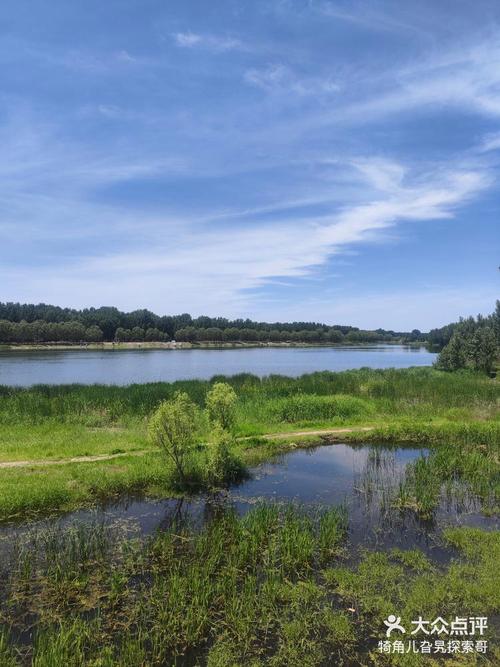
[0, 368, 497, 518]
[337, 421, 500, 517]
[0, 422, 147, 462]
[0, 367, 497, 429]
[0, 507, 498, 665]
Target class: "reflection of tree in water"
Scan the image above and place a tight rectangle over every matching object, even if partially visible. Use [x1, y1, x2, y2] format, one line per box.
[157, 492, 236, 533]
[157, 498, 191, 533]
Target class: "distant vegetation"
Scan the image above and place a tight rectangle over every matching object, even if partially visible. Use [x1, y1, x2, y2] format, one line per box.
[1, 303, 498, 371]
[0, 301, 424, 345]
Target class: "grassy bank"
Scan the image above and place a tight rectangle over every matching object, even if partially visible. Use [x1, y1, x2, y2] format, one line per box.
[0, 368, 498, 518]
[0, 506, 498, 666]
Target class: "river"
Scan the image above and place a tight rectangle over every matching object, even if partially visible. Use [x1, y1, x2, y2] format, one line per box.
[0, 344, 436, 386]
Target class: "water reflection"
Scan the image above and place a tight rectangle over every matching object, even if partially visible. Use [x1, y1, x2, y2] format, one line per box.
[1, 443, 496, 567]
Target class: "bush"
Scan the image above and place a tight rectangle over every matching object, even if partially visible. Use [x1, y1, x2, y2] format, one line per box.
[206, 426, 245, 487]
[148, 392, 202, 486]
[205, 382, 237, 431]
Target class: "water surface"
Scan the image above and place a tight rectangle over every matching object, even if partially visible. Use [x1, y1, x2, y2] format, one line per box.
[2, 443, 493, 563]
[0, 345, 436, 386]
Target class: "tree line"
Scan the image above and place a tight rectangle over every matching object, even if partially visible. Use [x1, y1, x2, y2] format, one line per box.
[435, 301, 500, 375]
[0, 301, 422, 345]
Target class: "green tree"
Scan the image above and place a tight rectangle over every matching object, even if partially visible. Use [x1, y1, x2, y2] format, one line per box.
[468, 327, 497, 374]
[494, 300, 500, 346]
[0, 320, 13, 343]
[145, 327, 164, 342]
[115, 327, 131, 342]
[85, 325, 103, 342]
[205, 382, 238, 431]
[435, 333, 467, 371]
[175, 326, 197, 342]
[148, 392, 201, 485]
[131, 326, 145, 342]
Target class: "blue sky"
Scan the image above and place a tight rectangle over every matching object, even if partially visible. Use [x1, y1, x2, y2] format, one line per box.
[1, 0, 499, 330]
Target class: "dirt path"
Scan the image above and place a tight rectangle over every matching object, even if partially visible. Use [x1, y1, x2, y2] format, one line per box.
[260, 426, 374, 440]
[0, 426, 375, 470]
[0, 450, 152, 469]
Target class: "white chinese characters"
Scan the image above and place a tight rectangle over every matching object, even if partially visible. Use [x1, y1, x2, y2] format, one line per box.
[379, 616, 489, 655]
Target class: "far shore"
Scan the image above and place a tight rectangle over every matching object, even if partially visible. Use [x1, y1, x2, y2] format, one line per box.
[1, 340, 426, 351]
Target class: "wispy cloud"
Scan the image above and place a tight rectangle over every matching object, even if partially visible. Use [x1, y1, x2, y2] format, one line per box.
[1, 152, 490, 320]
[340, 38, 500, 123]
[317, 1, 432, 36]
[172, 31, 242, 52]
[477, 132, 500, 153]
[244, 63, 340, 96]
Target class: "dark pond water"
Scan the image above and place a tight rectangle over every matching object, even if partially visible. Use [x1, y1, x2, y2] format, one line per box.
[0, 345, 436, 386]
[1, 443, 494, 563]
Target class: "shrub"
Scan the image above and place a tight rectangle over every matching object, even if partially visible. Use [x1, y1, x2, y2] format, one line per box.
[206, 382, 237, 431]
[148, 392, 202, 485]
[206, 426, 245, 487]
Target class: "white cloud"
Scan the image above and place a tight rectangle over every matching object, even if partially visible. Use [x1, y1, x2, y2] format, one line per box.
[477, 132, 500, 153]
[1, 157, 491, 323]
[172, 32, 241, 52]
[244, 63, 340, 96]
[173, 31, 202, 47]
[339, 38, 500, 123]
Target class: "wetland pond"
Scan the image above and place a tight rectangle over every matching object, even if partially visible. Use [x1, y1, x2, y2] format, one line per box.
[1, 442, 495, 565]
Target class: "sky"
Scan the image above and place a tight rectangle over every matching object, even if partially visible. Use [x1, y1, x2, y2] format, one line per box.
[0, 0, 499, 331]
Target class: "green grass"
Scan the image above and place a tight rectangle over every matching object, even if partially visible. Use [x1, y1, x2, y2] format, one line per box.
[264, 393, 372, 423]
[339, 421, 500, 517]
[0, 368, 497, 518]
[0, 422, 148, 461]
[0, 368, 497, 429]
[0, 507, 498, 666]
[0, 453, 172, 519]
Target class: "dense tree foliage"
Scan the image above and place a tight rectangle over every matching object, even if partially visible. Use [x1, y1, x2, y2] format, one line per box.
[0, 302, 422, 344]
[435, 302, 499, 374]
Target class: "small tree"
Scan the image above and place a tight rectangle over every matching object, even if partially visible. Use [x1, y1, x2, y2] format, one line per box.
[148, 392, 200, 484]
[115, 327, 131, 342]
[206, 382, 237, 431]
[206, 425, 243, 486]
[435, 333, 467, 371]
[204, 383, 245, 486]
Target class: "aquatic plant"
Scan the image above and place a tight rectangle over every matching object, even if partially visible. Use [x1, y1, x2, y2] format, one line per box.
[0, 507, 497, 665]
